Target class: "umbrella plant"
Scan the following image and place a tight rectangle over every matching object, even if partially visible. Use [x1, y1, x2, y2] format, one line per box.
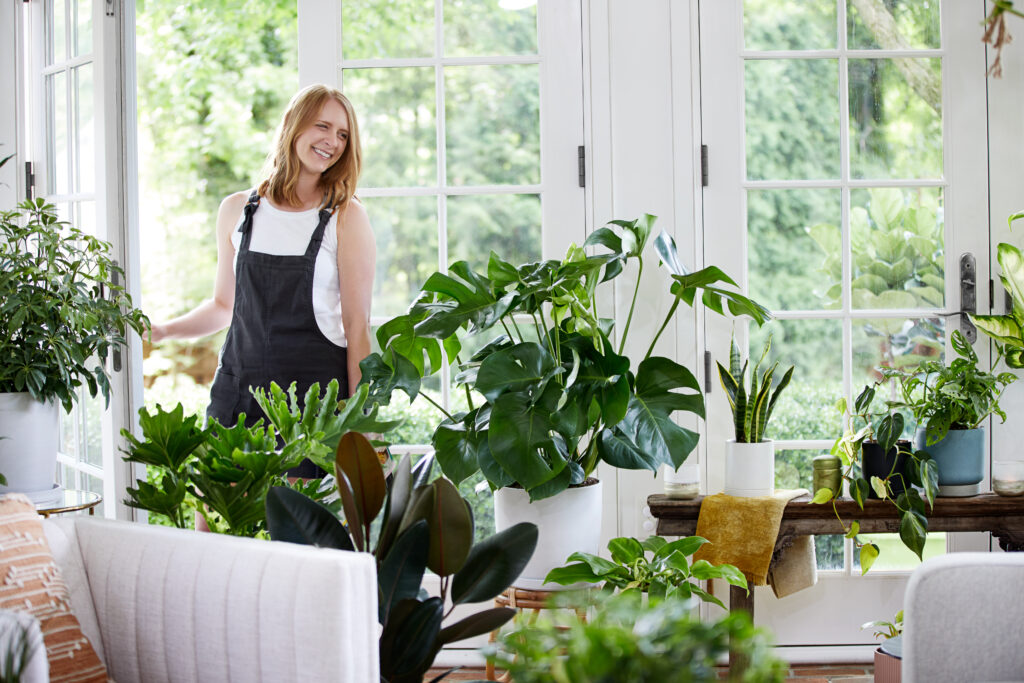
[359, 215, 769, 500]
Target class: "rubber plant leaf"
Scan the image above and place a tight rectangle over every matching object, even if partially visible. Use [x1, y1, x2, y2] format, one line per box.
[335, 431, 387, 536]
[437, 608, 518, 646]
[264, 486, 353, 550]
[378, 520, 429, 625]
[375, 453, 413, 559]
[450, 522, 539, 605]
[378, 597, 444, 681]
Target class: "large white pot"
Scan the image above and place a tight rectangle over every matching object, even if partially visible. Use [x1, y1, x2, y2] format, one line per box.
[0, 393, 60, 502]
[494, 480, 603, 591]
[724, 439, 775, 497]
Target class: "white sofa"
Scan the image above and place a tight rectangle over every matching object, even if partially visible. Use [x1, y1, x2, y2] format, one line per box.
[39, 516, 379, 683]
[903, 552, 1024, 683]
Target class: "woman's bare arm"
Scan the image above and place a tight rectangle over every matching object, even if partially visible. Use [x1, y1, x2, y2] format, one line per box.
[337, 199, 376, 396]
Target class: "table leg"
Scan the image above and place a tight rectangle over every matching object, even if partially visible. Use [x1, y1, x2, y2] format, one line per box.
[728, 585, 754, 674]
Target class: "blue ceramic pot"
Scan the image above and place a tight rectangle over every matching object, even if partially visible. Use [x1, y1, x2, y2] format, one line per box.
[913, 426, 984, 497]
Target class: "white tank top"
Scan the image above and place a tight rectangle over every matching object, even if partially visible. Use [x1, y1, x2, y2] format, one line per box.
[230, 199, 347, 347]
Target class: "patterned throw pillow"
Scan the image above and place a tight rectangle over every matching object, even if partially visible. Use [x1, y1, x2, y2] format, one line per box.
[0, 494, 108, 683]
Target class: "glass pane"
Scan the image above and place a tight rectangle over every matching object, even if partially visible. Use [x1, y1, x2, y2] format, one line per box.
[75, 0, 92, 56]
[76, 200, 95, 238]
[75, 64, 95, 195]
[371, 195, 439, 318]
[748, 188, 842, 310]
[852, 317, 945, 391]
[745, 59, 840, 180]
[50, 0, 68, 64]
[854, 532, 945, 571]
[747, 319, 843, 441]
[460, 474, 495, 544]
[59, 413, 79, 462]
[775, 448, 844, 571]
[849, 59, 942, 179]
[445, 65, 539, 186]
[848, 0, 940, 50]
[377, 393, 445, 447]
[83, 390, 103, 468]
[444, 0, 537, 57]
[743, 0, 836, 51]
[58, 463, 76, 490]
[447, 194, 541, 273]
[341, 0, 434, 59]
[47, 72, 70, 196]
[850, 187, 944, 310]
[344, 67, 436, 188]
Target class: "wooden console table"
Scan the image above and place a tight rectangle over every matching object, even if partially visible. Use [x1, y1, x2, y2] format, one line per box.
[647, 493, 1024, 669]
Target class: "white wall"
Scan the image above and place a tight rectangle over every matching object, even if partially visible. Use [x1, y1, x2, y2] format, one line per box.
[0, 1, 21, 207]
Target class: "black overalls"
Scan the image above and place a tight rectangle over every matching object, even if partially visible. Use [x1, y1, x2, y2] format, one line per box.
[207, 191, 348, 478]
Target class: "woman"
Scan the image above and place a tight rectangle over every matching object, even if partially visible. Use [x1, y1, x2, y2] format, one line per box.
[150, 84, 374, 477]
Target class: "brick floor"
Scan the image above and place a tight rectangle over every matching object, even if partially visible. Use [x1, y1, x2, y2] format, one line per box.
[427, 663, 875, 681]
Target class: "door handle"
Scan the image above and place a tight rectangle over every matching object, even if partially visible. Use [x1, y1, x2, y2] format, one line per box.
[960, 253, 977, 344]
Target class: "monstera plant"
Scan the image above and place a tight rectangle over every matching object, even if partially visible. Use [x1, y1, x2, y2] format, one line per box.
[358, 215, 769, 501]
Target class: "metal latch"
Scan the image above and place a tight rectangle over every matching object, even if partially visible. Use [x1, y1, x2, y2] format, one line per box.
[960, 253, 977, 343]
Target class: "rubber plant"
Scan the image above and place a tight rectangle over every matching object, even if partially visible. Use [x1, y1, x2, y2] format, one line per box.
[264, 431, 538, 683]
[716, 334, 793, 443]
[358, 214, 769, 501]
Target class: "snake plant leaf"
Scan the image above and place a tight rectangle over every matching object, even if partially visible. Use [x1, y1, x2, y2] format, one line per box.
[765, 366, 795, 423]
[264, 485, 353, 550]
[474, 342, 562, 403]
[336, 431, 387, 531]
[375, 454, 413, 559]
[378, 521, 429, 624]
[716, 361, 740, 415]
[451, 521, 539, 604]
[358, 349, 421, 405]
[378, 597, 444, 680]
[437, 608, 518, 646]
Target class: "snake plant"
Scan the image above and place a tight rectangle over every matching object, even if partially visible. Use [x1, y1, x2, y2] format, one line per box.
[716, 335, 794, 443]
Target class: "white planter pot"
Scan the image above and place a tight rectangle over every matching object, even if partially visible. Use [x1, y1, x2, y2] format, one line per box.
[724, 439, 775, 497]
[494, 480, 603, 591]
[0, 393, 60, 502]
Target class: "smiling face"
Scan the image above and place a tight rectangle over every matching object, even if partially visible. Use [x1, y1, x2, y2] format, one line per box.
[293, 99, 350, 177]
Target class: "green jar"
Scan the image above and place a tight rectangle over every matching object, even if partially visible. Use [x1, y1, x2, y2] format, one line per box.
[812, 454, 842, 499]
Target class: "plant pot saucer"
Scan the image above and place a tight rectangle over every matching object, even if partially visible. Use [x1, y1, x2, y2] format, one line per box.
[13, 483, 64, 507]
[938, 482, 980, 497]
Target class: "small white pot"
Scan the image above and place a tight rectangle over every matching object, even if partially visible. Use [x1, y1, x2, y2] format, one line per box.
[724, 439, 774, 497]
[494, 480, 603, 591]
[0, 393, 60, 500]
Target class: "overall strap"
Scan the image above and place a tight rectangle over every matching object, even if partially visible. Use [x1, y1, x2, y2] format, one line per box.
[238, 191, 261, 252]
[303, 208, 334, 259]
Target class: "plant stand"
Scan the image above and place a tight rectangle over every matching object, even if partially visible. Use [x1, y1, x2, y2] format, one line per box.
[485, 587, 588, 682]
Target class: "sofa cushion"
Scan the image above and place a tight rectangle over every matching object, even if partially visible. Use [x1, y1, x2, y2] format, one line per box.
[0, 494, 107, 683]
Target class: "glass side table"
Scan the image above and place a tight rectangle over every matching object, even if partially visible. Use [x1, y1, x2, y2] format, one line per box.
[36, 489, 102, 518]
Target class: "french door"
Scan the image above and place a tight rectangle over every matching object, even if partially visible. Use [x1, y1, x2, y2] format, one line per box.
[701, 0, 990, 652]
[21, 0, 142, 519]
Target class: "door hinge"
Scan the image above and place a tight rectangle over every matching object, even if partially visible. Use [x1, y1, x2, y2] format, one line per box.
[577, 145, 585, 188]
[990, 278, 995, 312]
[704, 350, 712, 393]
[700, 144, 709, 187]
[24, 161, 34, 201]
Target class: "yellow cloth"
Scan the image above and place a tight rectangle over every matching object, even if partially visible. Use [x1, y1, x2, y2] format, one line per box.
[692, 489, 807, 586]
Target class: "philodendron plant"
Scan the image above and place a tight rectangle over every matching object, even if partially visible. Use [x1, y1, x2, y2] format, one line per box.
[359, 215, 769, 500]
[716, 334, 793, 443]
[265, 432, 538, 683]
[817, 384, 939, 572]
[973, 211, 1024, 368]
[544, 534, 747, 609]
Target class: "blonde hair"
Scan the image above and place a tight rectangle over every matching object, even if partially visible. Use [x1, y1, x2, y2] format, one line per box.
[258, 84, 362, 215]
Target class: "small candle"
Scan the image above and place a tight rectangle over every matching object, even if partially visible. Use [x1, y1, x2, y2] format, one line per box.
[664, 463, 700, 499]
[993, 461, 1024, 497]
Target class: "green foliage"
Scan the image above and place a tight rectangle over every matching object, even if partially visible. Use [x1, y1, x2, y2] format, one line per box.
[862, 609, 904, 641]
[361, 215, 769, 500]
[544, 535, 747, 611]
[973, 212, 1024, 368]
[121, 380, 374, 535]
[717, 335, 794, 443]
[487, 591, 787, 683]
[264, 435, 538, 683]
[818, 384, 939, 571]
[882, 330, 1016, 445]
[0, 199, 150, 411]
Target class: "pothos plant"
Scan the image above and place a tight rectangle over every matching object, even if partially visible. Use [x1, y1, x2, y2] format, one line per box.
[815, 383, 939, 573]
[359, 215, 770, 500]
[543, 534, 747, 610]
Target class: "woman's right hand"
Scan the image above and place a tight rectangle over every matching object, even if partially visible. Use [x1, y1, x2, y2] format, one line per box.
[147, 322, 168, 343]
